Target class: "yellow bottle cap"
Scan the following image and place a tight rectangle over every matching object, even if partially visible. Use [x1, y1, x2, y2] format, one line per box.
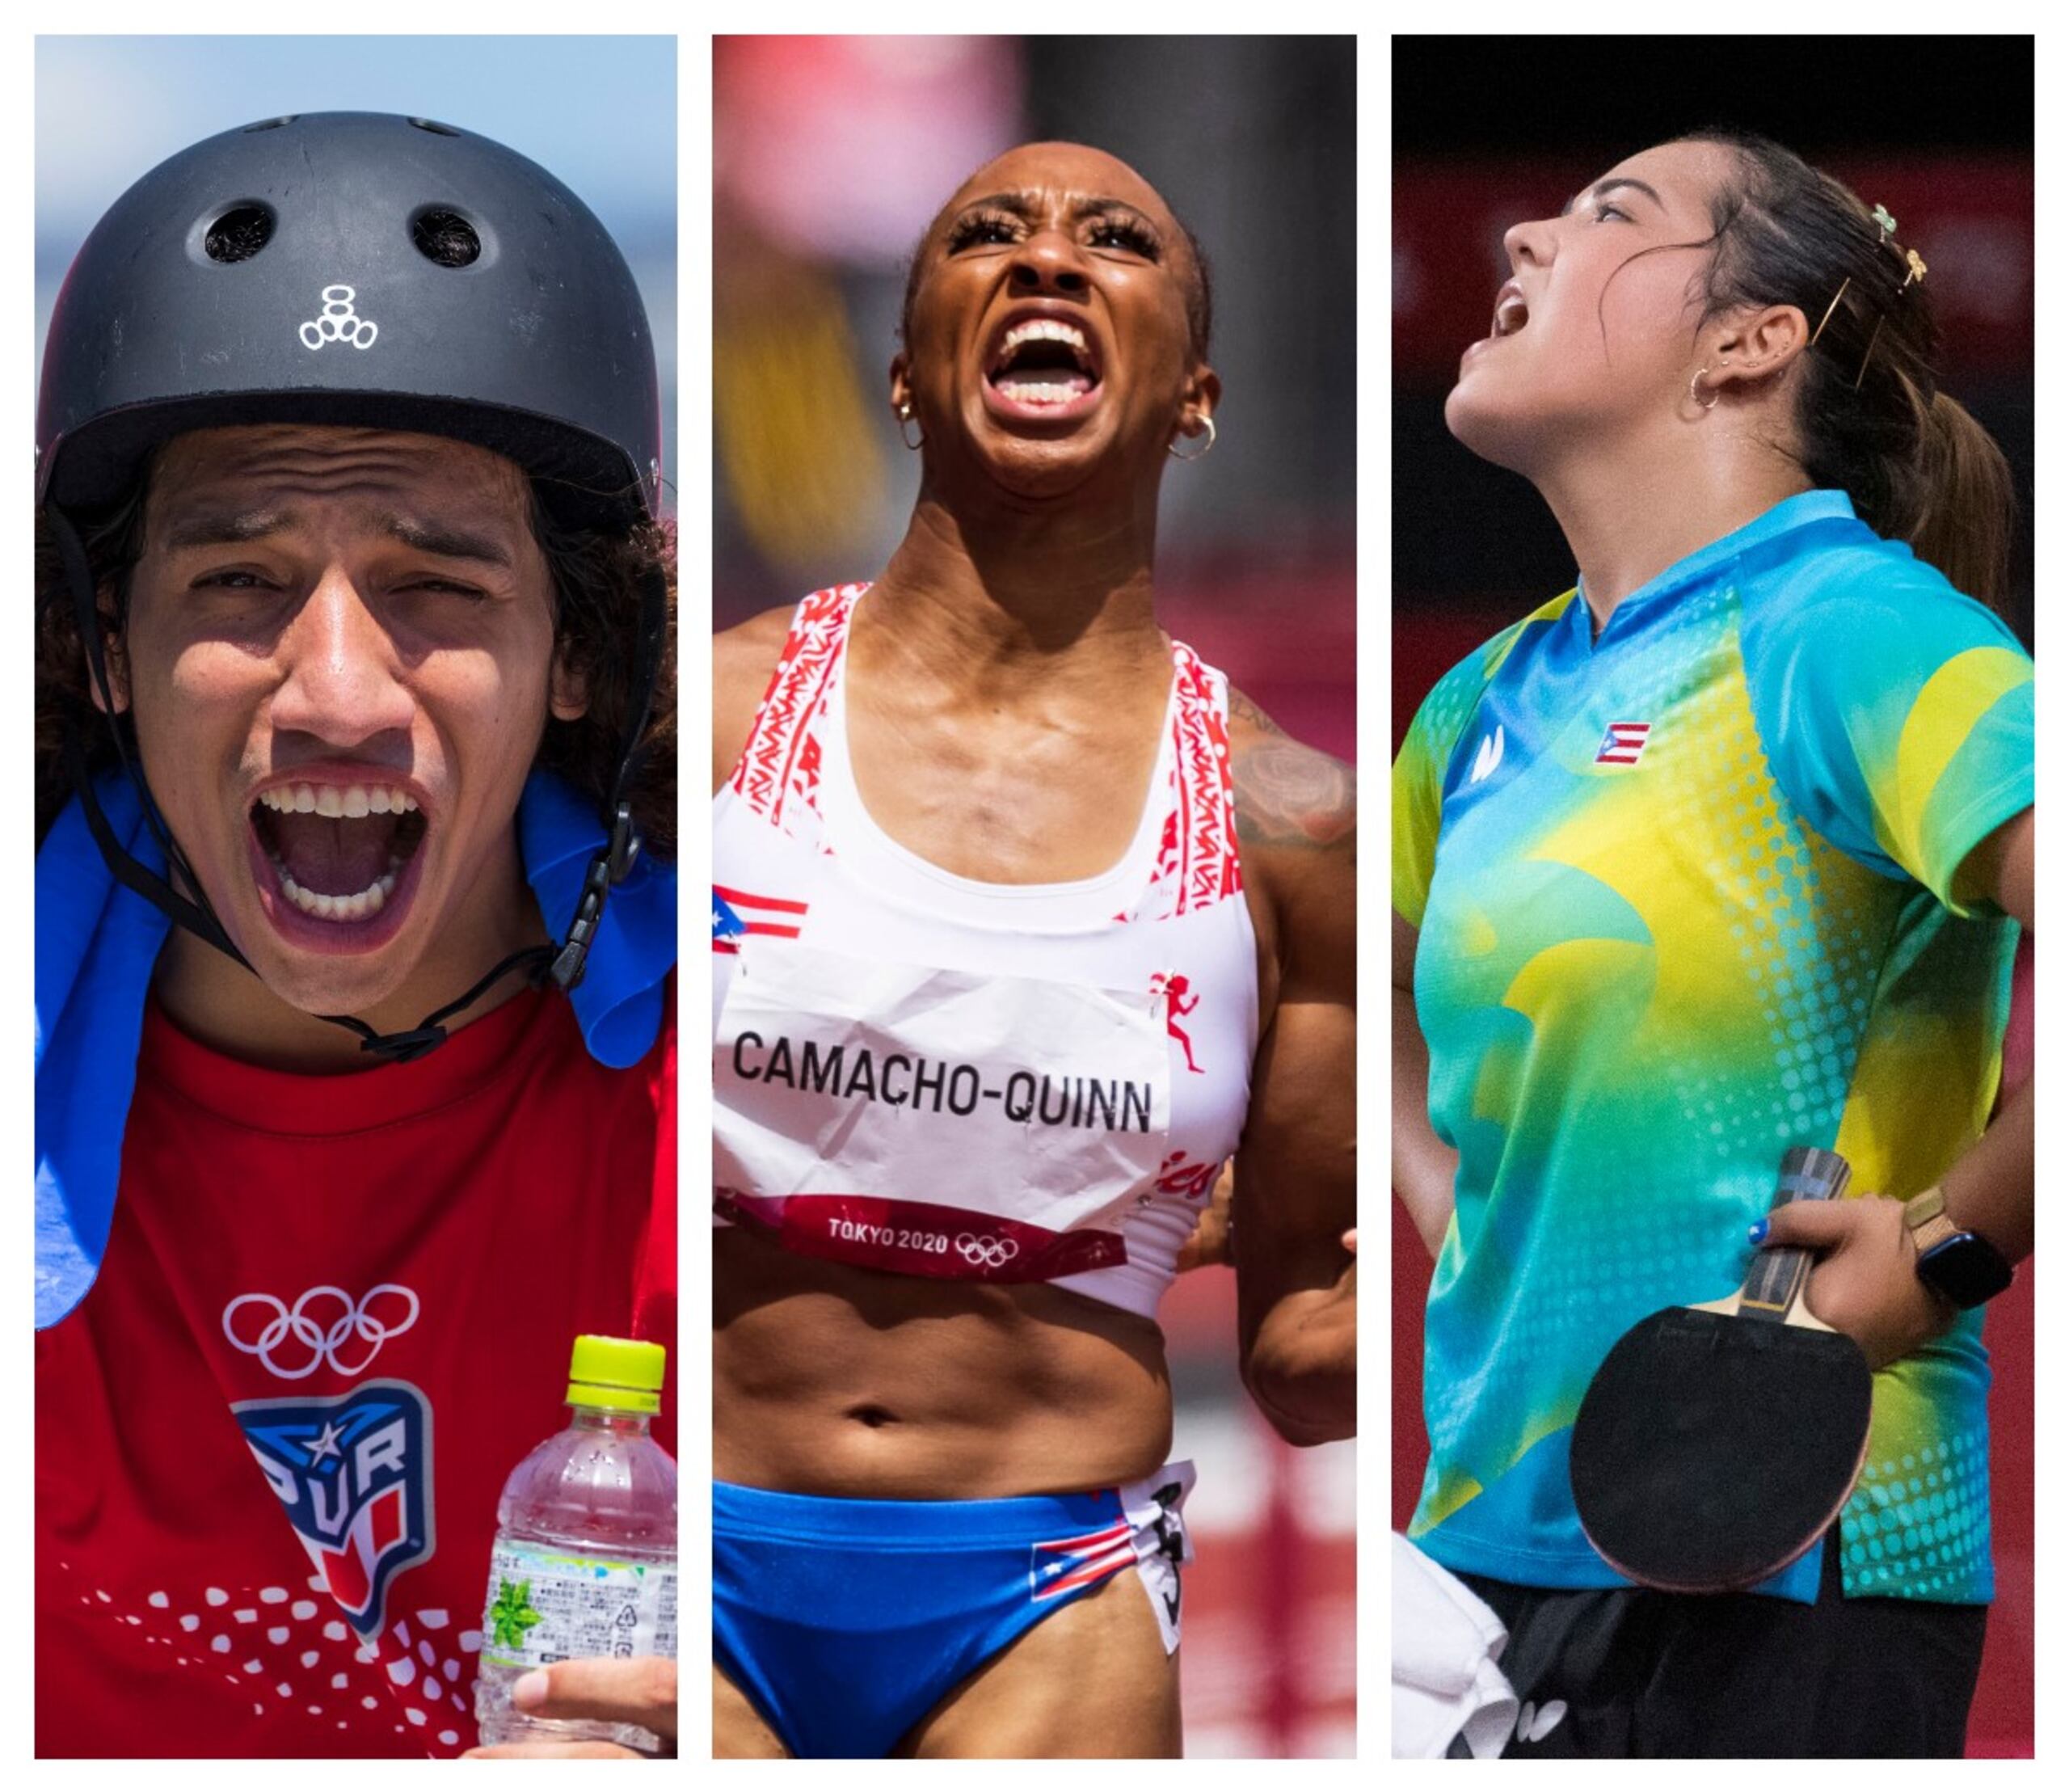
[565, 1335, 666, 1415]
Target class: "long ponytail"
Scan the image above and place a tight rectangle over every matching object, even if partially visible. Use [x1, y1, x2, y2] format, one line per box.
[1909, 386, 2013, 609]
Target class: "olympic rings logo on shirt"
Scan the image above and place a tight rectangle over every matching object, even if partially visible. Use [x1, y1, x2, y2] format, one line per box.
[221, 1284, 420, 1380]
[299, 284, 379, 352]
[954, 1233, 1021, 1271]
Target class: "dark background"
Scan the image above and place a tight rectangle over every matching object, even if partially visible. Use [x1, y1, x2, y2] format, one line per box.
[1392, 34, 2035, 1760]
[1393, 33, 2034, 652]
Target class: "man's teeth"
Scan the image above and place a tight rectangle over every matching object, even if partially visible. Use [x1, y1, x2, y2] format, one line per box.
[256, 782, 418, 819]
[996, 381, 1084, 406]
[1000, 318, 1089, 356]
[271, 854, 402, 924]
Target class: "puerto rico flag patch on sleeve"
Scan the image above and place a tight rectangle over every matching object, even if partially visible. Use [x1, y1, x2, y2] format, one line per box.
[712, 886, 807, 955]
[1595, 720, 1652, 765]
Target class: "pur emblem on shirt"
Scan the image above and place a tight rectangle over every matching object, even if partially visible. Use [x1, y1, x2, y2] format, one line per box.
[1469, 724, 1506, 785]
[1595, 720, 1653, 765]
[232, 1378, 435, 1638]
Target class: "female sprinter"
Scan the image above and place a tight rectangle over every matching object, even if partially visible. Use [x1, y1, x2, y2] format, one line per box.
[35, 114, 676, 1758]
[1393, 131, 2033, 1756]
[713, 141, 1356, 1759]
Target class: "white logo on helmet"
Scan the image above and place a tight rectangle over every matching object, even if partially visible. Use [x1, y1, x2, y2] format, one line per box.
[299, 284, 378, 352]
[221, 1284, 419, 1379]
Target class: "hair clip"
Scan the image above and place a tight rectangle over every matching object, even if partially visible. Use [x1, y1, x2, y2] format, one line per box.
[1871, 204, 1898, 243]
[1810, 276, 1851, 348]
[1901, 247, 1928, 289]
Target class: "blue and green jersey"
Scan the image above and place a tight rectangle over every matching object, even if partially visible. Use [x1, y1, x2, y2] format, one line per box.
[1393, 490, 2032, 1604]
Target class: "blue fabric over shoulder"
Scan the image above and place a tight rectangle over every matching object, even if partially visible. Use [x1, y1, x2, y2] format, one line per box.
[34, 767, 676, 1330]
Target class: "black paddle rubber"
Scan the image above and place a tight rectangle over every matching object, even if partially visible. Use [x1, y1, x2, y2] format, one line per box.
[1569, 1147, 1874, 1593]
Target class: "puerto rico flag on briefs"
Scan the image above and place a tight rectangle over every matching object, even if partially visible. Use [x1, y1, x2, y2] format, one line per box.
[1029, 1516, 1136, 1602]
[713, 885, 808, 955]
[1595, 720, 1652, 765]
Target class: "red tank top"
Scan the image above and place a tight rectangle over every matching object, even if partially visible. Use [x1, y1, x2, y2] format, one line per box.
[35, 979, 675, 1759]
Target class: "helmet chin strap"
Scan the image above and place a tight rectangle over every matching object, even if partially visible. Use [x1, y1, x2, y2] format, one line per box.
[48, 505, 660, 1065]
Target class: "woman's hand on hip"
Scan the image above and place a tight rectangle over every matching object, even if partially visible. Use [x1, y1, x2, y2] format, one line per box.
[1755, 1194, 1957, 1372]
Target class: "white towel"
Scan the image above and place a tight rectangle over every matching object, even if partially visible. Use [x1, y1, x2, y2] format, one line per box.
[1392, 1532, 1518, 1758]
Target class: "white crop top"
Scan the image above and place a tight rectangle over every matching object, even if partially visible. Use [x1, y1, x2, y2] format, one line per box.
[712, 584, 1260, 1319]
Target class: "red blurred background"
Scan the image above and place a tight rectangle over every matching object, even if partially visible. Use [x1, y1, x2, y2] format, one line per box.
[716, 35, 1356, 1756]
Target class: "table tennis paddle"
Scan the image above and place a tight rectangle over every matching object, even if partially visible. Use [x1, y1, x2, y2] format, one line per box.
[1568, 1145, 1873, 1594]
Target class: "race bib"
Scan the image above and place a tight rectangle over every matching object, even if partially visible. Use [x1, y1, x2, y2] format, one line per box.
[714, 940, 1171, 1280]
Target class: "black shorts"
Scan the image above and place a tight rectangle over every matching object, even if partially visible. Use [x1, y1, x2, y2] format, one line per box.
[1454, 1532, 1987, 1757]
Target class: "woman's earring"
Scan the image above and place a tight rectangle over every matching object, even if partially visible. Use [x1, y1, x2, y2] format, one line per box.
[1690, 365, 1721, 411]
[897, 403, 924, 451]
[1168, 415, 1217, 462]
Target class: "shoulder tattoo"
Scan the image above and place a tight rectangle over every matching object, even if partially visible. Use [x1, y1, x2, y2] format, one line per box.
[1228, 689, 1355, 854]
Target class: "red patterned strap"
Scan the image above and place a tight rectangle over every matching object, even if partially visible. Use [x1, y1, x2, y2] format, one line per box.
[1147, 641, 1243, 916]
[727, 584, 866, 832]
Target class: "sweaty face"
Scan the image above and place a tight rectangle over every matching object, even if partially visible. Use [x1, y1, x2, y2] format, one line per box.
[1444, 141, 1735, 470]
[116, 424, 576, 1020]
[900, 141, 1207, 495]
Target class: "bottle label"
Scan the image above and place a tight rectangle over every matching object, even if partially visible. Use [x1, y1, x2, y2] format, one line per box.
[480, 1540, 678, 1670]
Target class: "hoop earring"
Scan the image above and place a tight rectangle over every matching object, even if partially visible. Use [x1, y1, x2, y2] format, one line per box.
[897, 404, 923, 451]
[1690, 366, 1720, 411]
[1168, 415, 1216, 462]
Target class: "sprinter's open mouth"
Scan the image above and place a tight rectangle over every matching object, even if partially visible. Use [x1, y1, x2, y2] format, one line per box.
[250, 781, 429, 925]
[986, 317, 1102, 407]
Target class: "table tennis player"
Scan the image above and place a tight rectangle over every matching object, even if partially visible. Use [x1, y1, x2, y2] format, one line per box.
[1391, 132, 2032, 1756]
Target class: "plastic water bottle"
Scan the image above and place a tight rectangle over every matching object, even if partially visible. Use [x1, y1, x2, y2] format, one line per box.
[474, 1335, 677, 1751]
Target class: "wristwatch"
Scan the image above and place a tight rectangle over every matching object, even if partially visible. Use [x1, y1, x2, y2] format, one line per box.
[1904, 1187, 2014, 1309]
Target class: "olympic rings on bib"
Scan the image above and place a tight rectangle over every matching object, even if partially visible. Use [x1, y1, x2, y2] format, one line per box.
[954, 1233, 1021, 1271]
[221, 1284, 420, 1379]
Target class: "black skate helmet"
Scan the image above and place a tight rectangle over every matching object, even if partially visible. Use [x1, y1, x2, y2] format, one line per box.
[37, 112, 668, 1060]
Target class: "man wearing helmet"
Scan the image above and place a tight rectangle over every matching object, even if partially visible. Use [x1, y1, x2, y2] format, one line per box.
[34, 114, 677, 1759]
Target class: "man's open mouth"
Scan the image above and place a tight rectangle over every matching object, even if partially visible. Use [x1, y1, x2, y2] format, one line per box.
[985, 315, 1102, 410]
[250, 780, 428, 926]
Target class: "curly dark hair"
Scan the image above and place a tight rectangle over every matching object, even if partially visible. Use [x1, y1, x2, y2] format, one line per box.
[35, 463, 676, 858]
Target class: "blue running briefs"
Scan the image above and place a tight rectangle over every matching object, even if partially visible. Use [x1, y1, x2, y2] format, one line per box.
[714, 1461, 1195, 1758]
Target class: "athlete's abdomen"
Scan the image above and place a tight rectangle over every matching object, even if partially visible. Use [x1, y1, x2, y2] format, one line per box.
[713, 1227, 1174, 1499]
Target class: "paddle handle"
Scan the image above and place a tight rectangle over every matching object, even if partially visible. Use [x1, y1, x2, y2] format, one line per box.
[1738, 1146, 1852, 1322]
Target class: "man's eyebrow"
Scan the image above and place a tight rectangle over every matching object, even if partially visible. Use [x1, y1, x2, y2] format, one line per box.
[163, 508, 293, 550]
[162, 507, 513, 568]
[1561, 177, 1666, 218]
[377, 514, 513, 569]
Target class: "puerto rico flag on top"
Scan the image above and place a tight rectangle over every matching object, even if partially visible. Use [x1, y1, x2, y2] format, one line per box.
[1595, 721, 1653, 765]
[713, 885, 808, 955]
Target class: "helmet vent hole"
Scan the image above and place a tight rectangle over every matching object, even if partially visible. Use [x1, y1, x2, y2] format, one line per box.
[411, 209, 482, 268]
[242, 116, 297, 133]
[204, 204, 276, 264]
[407, 118, 463, 137]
